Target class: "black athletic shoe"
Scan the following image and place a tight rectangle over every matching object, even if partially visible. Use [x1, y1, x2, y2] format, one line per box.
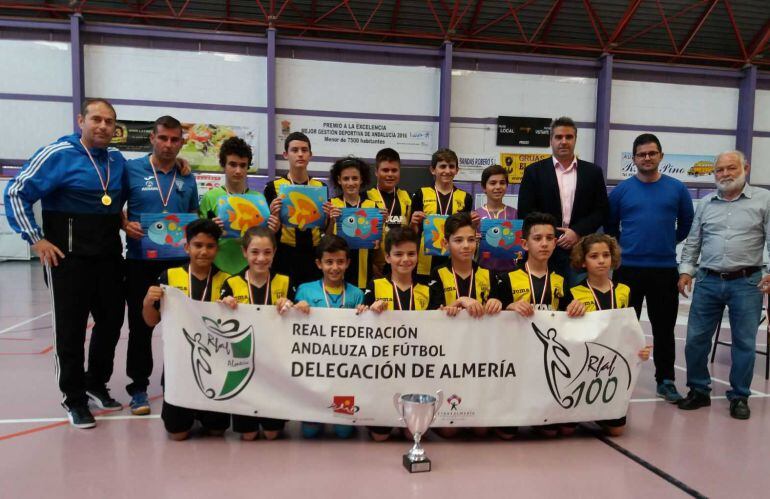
[86, 388, 123, 411]
[677, 390, 711, 410]
[729, 399, 750, 420]
[64, 404, 96, 429]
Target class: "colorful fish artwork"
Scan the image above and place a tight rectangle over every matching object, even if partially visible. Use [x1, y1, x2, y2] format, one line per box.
[216, 193, 270, 238]
[140, 213, 198, 260]
[337, 208, 383, 249]
[278, 185, 327, 230]
[423, 215, 450, 257]
[480, 219, 525, 261]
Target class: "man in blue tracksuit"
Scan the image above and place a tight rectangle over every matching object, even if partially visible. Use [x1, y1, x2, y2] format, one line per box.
[3, 98, 127, 428]
[121, 115, 198, 416]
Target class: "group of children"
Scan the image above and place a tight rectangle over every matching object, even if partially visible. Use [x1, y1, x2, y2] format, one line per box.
[141, 132, 650, 442]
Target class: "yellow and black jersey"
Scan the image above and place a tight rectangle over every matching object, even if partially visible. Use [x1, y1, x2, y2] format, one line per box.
[497, 268, 565, 310]
[366, 187, 412, 274]
[363, 277, 430, 310]
[221, 272, 294, 305]
[330, 196, 377, 289]
[570, 280, 630, 312]
[366, 187, 411, 228]
[427, 263, 496, 309]
[412, 186, 472, 276]
[158, 265, 230, 302]
[264, 176, 326, 249]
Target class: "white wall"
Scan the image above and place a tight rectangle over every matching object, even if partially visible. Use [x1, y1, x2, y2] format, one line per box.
[85, 45, 267, 107]
[611, 80, 739, 129]
[753, 90, 770, 185]
[0, 40, 72, 160]
[0, 100, 71, 160]
[753, 89, 770, 132]
[451, 70, 597, 121]
[276, 58, 440, 116]
[751, 137, 770, 185]
[0, 40, 72, 96]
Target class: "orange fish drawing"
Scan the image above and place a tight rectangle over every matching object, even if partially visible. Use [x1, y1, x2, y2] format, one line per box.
[226, 196, 266, 235]
[286, 191, 322, 229]
[427, 217, 449, 254]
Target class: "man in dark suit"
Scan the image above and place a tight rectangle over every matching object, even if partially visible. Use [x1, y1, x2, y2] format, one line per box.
[517, 116, 608, 285]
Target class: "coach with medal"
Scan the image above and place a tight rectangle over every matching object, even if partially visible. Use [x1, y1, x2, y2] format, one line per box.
[121, 115, 199, 417]
[4, 98, 128, 428]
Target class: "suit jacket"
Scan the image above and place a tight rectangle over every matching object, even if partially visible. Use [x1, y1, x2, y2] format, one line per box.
[517, 157, 608, 236]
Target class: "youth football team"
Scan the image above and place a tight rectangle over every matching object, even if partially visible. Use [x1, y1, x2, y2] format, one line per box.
[143, 131, 650, 441]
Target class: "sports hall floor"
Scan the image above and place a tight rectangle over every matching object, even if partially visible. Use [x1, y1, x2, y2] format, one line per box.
[1, 261, 768, 499]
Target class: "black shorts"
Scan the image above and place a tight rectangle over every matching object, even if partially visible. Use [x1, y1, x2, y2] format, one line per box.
[161, 400, 230, 434]
[231, 415, 286, 433]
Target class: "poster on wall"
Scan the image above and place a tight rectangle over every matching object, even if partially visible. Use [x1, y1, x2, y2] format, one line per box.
[277, 115, 437, 159]
[500, 153, 551, 184]
[111, 121, 259, 173]
[456, 154, 499, 181]
[195, 173, 225, 201]
[620, 152, 716, 183]
[497, 116, 551, 147]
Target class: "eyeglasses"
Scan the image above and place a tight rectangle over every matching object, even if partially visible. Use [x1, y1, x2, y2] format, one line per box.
[634, 151, 660, 159]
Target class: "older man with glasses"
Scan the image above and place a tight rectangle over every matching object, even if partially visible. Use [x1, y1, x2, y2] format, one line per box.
[677, 150, 770, 419]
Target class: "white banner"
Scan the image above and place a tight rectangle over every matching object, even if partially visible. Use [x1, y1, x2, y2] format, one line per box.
[620, 152, 716, 184]
[161, 286, 645, 427]
[277, 115, 437, 159]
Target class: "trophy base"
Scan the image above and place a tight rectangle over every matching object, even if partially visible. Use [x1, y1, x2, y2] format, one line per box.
[403, 454, 431, 473]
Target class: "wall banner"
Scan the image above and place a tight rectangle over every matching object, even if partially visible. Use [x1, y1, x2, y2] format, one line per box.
[277, 115, 437, 159]
[111, 121, 259, 173]
[456, 154, 498, 181]
[161, 287, 645, 427]
[620, 152, 716, 183]
[500, 153, 551, 184]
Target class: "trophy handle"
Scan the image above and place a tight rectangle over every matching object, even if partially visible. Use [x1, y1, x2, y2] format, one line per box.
[393, 392, 404, 420]
[431, 389, 444, 422]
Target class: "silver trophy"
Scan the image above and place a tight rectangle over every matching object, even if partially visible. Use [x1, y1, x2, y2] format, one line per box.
[393, 391, 444, 473]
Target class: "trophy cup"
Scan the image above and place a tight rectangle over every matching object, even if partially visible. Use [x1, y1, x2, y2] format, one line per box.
[393, 390, 444, 473]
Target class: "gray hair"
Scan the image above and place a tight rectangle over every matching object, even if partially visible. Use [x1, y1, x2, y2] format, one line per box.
[715, 150, 747, 169]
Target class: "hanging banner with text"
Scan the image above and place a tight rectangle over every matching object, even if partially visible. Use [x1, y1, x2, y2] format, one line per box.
[277, 115, 437, 159]
[161, 287, 645, 427]
[456, 153, 549, 182]
[619, 152, 716, 184]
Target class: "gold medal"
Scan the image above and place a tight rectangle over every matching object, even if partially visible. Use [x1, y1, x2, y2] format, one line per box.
[80, 138, 113, 209]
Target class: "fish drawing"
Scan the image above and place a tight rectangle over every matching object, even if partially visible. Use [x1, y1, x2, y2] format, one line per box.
[148, 214, 186, 247]
[224, 196, 266, 235]
[286, 191, 322, 229]
[341, 210, 379, 239]
[427, 217, 448, 254]
[485, 221, 521, 250]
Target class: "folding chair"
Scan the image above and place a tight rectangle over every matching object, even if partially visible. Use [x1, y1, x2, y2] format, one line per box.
[710, 296, 770, 380]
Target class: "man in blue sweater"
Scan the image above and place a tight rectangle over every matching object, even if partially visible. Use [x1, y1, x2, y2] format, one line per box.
[606, 133, 694, 403]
